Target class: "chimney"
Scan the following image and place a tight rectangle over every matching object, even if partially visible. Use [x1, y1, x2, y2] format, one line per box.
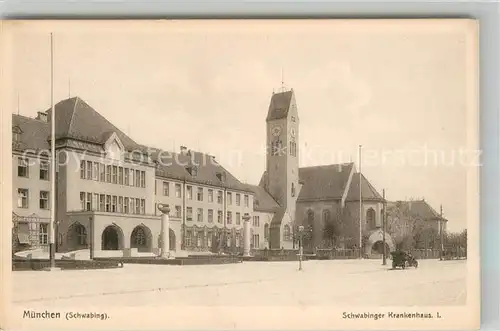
[36, 111, 48, 122]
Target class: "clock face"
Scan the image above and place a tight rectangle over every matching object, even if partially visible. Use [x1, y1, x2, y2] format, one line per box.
[290, 127, 296, 137]
[271, 125, 282, 137]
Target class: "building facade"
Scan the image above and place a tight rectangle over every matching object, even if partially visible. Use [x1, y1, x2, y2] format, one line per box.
[12, 88, 448, 257]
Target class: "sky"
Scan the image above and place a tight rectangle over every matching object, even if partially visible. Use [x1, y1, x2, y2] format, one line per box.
[6, 20, 478, 232]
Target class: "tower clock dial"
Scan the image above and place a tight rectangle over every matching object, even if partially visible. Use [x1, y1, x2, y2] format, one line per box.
[272, 125, 282, 137]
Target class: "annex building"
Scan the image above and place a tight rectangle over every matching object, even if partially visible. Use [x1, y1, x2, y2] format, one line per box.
[12, 88, 447, 257]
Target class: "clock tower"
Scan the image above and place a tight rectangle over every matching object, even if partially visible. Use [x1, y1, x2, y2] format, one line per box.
[264, 88, 300, 249]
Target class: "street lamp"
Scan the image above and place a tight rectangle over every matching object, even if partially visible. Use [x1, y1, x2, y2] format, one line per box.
[298, 225, 304, 271]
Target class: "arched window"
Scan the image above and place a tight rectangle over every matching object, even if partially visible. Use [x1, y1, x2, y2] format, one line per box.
[291, 183, 296, 197]
[284, 225, 291, 241]
[366, 208, 376, 229]
[307, 209, 314, 227]
[323, 210, 331, 223]
[76, 224, 87, 245]
[264, 223, 270, 240]
[134, 227, 146, 245]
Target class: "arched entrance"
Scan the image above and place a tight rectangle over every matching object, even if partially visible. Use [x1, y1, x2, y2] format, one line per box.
[67, 222, 88, 251]
[365, 229, 395, 258]
[130, 225, 153, 252]
[371, 240, 390, 255]
[101, 225, 124, 250]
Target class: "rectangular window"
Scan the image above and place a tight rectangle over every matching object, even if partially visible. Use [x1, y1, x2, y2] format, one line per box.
[112, 166, 118, 184]
[99, 163, 105, 181]
[175, 205, 182, 218]
[106, 195, 111, 212]
[112, 196, 117, 212]
[197, 208, 203, 222]
[93, 162, 99, 180]
[39, 224, 48, 245]
[217, 210, 222, 223]
[135, 170, 141, 187]
[100, 194, 105, 211]
[253, 234, 260, 249]
[141, 171, 146, 188]
[197, 187, 203, 201]
[39, 161, 49, 180]
[236, 193, 241, 206]
[217, 191, 223, 204]
[208, 189, 214, 203]
[130, 169, 135, 187]
[39, 191, 49, 209]
[227, 211, 232, 224]
[124, 197, 129, 214]
[124, 168, 130, 185]
[163, 182, 169, 196]
[18, 158, 29, 178]
[86, 193, 92, 211]
[135, 198, 140, 214]
[118, 196, 123, 213]
[79, 160, 85, 179]
[106, 165, 111, 183]
[244, 195, 249, 207]
[130, 198, 135, 214]
[175, 184, 182, 198]
[80, 192, 85, 211]
[208, 209, 214, 223]
[185, 230, 192, 247]
[236, 212, 241, 225]
[86, 161, 92, 180]
[186, 186, 193, 200]
[140, 199, 145, 214]
[119, 167, 124, 185]
[227, 192, 232, 205]
[186, 207, 193, 221]
[93, 193, 99, 211]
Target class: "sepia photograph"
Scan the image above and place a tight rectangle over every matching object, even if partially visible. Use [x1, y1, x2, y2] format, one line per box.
[0, 19, 479, 330]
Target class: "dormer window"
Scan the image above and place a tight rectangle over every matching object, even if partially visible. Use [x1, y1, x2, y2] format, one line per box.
[216, 171, 226, 182]
[12, 126, 22, 142]
[187, 166, 198, 177]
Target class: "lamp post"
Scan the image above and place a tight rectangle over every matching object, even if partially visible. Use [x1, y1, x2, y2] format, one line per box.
[298, 225, 304, 271]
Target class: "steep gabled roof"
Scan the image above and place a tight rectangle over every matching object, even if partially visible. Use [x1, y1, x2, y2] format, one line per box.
[46, 97, 140, 150]
[297, 163, 354, 201]
[152, 149, 252, 193]
[387, 200, 446, 221]
[240, 183, 280, 212]
[266, 90, 294, 121]
[12, 114, 50, 152]
[346, 173, 384, 202]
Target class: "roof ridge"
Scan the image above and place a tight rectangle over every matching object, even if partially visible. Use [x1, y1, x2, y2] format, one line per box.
[67, 97, 79, 136]
[300, 162, 353, 170]
[12, 113, 49, 124]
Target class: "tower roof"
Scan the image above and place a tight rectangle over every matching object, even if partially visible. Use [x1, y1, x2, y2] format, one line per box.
[266, 90, 294, 121]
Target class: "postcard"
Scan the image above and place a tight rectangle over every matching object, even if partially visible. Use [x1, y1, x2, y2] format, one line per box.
[0, 19, 480, 330]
